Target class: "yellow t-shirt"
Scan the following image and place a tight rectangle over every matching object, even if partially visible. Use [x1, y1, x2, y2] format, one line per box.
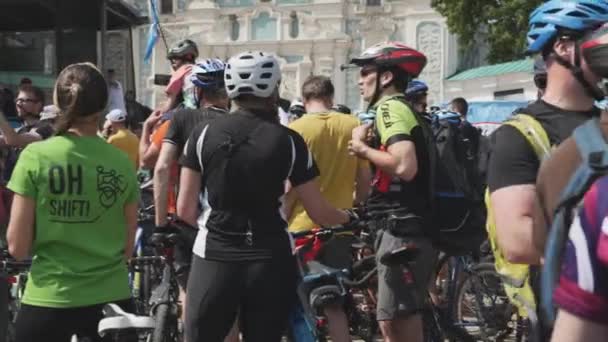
[288, 112, 368, 232]
[107, 128, 139, 169]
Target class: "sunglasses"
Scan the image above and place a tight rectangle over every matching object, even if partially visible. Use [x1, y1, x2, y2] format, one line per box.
[15, 98, 39, 104]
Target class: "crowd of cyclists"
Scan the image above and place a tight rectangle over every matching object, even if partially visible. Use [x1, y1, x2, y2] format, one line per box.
[2, 0, 608, 341]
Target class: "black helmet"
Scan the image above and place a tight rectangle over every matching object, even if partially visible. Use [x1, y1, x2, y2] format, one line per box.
[167, 39, 199, 61]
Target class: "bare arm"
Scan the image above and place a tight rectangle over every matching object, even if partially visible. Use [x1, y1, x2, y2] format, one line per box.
[293, 179, 349, 227]
[141, 143, 161, 170]
[7, 194, 35, 260]
[154, 143, 178, 226]
[124, 201, 138, 260]
[354, 163, 372, 204]
[491, 184, 543, 264]
[350, 139, 418, 182]
[177, 167, 201, 227]
[138, 111, 162, 169]
[551, 310, 608, 342]
[0, 112, 41, 147]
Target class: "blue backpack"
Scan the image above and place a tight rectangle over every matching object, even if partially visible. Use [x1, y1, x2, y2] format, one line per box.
[541, 118, 608, 326]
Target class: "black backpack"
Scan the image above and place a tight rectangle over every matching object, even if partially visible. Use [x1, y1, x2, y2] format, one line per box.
[425, 111, 487, 255]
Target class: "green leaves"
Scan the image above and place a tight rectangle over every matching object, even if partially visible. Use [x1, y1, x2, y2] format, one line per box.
[431, 0, 543, 63]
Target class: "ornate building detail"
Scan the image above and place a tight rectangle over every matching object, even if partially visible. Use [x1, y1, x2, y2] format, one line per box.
[135, 0, 454, 110]
[416, 21, 442, 105]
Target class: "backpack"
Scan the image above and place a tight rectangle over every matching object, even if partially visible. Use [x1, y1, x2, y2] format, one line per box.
[485, 114, 551, 324]
[427, 111, 487, 256]
[540, 118, 608, 327]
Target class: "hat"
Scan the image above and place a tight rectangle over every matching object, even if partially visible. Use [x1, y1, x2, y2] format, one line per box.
[106, 109, 126, 122]
[40, 105, 59, 121]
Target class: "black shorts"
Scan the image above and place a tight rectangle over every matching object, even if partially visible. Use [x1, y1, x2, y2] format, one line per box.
[185, 254, 297, 342]
[15, 298, 135, 342]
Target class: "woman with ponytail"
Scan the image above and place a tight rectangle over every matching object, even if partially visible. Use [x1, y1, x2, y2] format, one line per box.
[6, 63, 139, 341]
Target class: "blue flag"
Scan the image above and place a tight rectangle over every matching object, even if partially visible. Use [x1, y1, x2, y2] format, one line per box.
[144, 0, 160, 64]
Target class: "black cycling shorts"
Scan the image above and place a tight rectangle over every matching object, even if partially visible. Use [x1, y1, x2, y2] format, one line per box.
[15, 298, 135, 342]
[185, 254, 298, 342]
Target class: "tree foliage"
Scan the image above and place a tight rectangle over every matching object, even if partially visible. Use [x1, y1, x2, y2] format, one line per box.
[431, 0, 544, 64]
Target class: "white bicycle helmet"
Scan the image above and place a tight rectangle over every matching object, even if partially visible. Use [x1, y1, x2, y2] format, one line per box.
[224, 51, 281, 99]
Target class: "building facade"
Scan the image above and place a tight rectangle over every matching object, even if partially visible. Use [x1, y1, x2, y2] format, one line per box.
[130, 0, 460, 112]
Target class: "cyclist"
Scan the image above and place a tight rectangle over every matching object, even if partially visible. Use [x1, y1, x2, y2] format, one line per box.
[347, 41, 435, 342]
[161, 39, 200, 113]
[286, 75, 372, 342]
[489, 0, 607, 265]
[6, 63, 138, 341]
[487, 1, 608, 337]
[404, 79, 429, 115]
[140, 39, 200, 168]
[534, 23, 608, 277]
[177, 51, 357, 342]
[154, 58, 228, 290]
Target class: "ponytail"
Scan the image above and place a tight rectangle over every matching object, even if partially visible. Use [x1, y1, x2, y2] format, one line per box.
[53, 63, 108, 135]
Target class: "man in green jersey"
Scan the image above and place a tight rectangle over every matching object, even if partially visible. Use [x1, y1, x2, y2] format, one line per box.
[348, 42, 435, 342]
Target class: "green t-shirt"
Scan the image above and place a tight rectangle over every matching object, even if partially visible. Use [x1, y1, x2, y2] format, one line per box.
[7, 135, 138, 308]
[371, 94, 431, 215]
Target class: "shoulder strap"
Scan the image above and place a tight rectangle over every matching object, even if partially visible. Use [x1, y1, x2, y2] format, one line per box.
[573, 118, 608, 167]
[504, 114, 551, 161]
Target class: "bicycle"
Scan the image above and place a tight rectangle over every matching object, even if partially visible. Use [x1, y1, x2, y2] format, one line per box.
[131, 220, 194, 342]
[289, 225, 378, 342]
[0, 250, 31, 342]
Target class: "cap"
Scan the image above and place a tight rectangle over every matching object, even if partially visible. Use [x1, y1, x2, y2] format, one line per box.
[40, 105, 59, 121]
[106, 109, 126, 122]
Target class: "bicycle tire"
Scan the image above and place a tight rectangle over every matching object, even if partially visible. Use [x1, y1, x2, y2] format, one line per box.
[452, 263, 524, 342]
[151, 303, 172, 342]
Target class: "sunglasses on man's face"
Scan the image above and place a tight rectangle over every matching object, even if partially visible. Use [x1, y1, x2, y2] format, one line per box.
[15, 98, 39, 104]
[360, 66, 378, 77]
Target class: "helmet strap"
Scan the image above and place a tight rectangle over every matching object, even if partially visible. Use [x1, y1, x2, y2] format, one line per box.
[553, 42, 605, 101]
[367, 66, 384, 111]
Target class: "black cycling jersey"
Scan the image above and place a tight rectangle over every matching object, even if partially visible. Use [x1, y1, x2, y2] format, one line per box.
[163, 106, 227, 152]
[487, 100, 599, 192]
[180, 109, 319, 262]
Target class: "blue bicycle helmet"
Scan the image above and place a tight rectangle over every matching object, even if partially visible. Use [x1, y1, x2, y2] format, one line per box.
[527, 0, 608, 54]
[405, 79, 428, 96]
[191, 58, 226, 89]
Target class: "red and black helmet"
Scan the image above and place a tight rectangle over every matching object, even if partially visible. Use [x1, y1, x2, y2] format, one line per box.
[350, 41, 427, 77]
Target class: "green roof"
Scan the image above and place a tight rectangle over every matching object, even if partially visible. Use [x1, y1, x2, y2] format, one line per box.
[447, 59, 534, 81]
[0, 71, 56, 89]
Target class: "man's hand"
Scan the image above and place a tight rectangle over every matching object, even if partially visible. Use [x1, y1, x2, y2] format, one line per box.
[352, 123, 372, 142]
[349, 123, 372, 157]
[144, 110, 163, 130]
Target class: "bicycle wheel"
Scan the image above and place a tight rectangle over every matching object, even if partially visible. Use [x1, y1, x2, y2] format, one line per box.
[151, 303, 177, 342]
[452, 263, 524, 342]
[423, 306, 445, 342]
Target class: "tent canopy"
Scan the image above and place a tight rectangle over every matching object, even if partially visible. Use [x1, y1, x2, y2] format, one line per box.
[0, 0, 146, 32]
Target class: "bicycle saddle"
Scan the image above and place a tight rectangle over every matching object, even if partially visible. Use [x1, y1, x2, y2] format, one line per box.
[380, 244, 420, 266]
[98, 303, 155, 336]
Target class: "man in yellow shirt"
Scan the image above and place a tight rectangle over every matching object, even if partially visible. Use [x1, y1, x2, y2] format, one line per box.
[106, 109, 139, 169]
[287, 75, 371, 342]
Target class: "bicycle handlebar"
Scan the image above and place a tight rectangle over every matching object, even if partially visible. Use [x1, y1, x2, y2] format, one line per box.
[291, 224, 360, 239]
